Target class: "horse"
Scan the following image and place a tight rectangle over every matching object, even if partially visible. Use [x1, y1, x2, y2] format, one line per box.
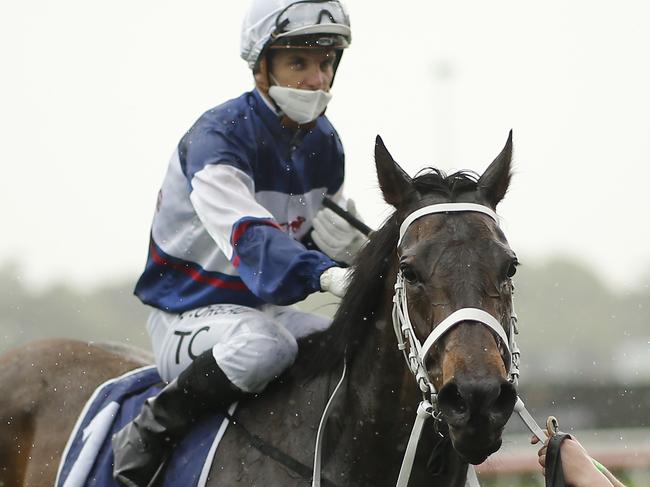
[0, 133, 519, 487]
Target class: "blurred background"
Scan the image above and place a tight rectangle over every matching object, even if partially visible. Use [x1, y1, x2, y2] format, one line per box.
[1, 0, 649, 484]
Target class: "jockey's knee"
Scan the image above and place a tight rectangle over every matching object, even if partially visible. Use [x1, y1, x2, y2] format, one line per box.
[212, 321, 298, 394]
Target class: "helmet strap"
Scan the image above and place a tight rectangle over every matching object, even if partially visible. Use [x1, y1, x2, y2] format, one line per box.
[330, 49, 344, 86]
[254, 57, 271, 94]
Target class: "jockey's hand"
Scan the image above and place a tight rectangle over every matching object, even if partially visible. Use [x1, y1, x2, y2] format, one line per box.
[312, 199, 367, 265]
[319, 266, 352, 298]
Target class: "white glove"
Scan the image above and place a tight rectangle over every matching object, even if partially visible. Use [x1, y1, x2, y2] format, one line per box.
[319, 266, 352, 298]
[311, 199, 368, 265]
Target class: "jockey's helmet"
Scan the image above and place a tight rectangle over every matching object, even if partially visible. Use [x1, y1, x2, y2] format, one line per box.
[240, 0, 352, 72]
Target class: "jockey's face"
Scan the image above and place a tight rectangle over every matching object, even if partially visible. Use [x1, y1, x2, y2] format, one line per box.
[268, 48, 336, 91]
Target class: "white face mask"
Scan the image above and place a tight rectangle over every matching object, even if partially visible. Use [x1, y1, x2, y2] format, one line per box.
[268, 75, 332, 124]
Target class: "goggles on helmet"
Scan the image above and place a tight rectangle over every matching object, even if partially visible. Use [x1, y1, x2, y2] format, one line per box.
[268, 33, 349, 51]
[271, 0, 351, 42]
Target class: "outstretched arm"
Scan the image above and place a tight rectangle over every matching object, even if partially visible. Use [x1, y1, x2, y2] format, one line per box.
[594, 462, 626, 487]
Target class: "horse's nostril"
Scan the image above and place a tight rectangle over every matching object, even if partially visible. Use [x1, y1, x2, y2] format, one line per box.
[491, 381, 517, 421]
[438, 377, 517, 428]
[449, 388, 466, 412]
[438, 381, 469, 426]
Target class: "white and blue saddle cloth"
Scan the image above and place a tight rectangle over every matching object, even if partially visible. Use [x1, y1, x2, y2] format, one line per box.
[55, 365, 232, 487]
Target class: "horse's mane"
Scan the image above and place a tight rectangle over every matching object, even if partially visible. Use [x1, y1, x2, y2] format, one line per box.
[296, 168, 480, 378]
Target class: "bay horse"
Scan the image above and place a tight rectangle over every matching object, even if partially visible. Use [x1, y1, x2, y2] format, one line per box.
[0, 133, 519, 487]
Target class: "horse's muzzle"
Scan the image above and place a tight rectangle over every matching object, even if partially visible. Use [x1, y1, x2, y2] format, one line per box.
[437, 375, 517, 463]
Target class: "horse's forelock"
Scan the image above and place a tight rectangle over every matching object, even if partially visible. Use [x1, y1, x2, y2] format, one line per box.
[412, 169, 480, 200]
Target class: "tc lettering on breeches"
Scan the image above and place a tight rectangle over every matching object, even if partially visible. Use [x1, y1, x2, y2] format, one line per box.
[146, 303, 331, 393]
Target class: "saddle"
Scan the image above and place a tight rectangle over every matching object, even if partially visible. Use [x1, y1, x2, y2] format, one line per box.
[55, 366, 230, 487]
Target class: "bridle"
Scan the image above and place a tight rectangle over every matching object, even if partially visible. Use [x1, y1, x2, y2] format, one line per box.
[392, 202, 520, 410]
[312, 201, 546, 487]
[392, 202, 527, 487]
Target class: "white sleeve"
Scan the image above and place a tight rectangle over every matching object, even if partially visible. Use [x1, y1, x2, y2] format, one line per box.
[189, 164, 274, 260]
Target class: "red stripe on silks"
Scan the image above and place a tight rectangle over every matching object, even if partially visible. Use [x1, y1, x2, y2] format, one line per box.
[231, 219, 282, 247]
[150, 243, 247, 291]
[230, 219, 282, 269]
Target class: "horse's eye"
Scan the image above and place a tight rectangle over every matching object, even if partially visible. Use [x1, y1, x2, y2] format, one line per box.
[506, 260, 518, 278]
[400, 263, 418, 283]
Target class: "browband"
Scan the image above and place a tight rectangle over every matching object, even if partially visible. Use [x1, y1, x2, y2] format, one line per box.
[398, 203, 499, 246]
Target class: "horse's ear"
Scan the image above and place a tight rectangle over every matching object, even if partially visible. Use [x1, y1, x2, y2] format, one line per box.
[477, 130, 513, 208]
[375, 135, 414, 208]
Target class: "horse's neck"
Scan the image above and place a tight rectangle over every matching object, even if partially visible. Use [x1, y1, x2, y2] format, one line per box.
[314, 313, 405, 484]
[209, 306, 467, 486]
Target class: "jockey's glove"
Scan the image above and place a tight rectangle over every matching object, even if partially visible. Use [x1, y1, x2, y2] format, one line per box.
[319, 266, 352, 298]
[312, 199, 368, 265]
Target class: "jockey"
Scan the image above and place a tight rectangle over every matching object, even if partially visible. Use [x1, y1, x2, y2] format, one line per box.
[112, 1, 364, 485]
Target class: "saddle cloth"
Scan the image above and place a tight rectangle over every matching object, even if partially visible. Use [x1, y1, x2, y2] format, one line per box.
[55, 365, 233, 487]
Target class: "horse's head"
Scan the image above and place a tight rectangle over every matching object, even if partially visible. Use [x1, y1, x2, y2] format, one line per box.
[375, 133, 518, 465]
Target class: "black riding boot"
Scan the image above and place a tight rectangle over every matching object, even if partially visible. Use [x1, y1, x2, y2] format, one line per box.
[112, 350, 244, 487]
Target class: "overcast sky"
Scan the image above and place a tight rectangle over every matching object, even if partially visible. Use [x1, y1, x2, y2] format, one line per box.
[2, 0, 650, 291]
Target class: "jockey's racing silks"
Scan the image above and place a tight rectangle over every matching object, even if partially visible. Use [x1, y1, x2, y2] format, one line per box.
[134, 88, 344, 313]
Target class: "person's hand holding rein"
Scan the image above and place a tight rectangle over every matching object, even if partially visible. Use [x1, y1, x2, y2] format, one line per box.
[533, 434, 612, 487]
[532, 423, 626, 487]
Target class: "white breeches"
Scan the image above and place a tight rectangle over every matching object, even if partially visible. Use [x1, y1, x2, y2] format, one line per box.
[146, 303, 331, 393]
